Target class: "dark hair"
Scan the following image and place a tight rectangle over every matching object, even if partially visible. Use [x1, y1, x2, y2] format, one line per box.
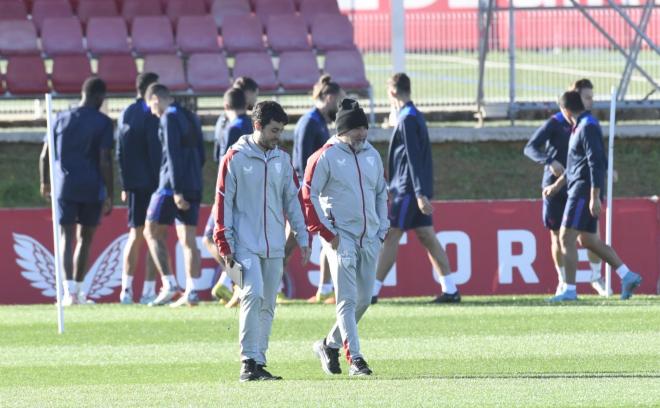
[312, 74, 341, 100]
[144, 83, 170, 101]
[224, 87, 247, 111]
[233, 76, 259, 92]
[136, 72, 159, 97]
[559, 91, 585, 113]
[82, 76, 106, 108]
[571, 78, 594, 92]
[388, 72, 411, 95]
[253, 101, 288, 127]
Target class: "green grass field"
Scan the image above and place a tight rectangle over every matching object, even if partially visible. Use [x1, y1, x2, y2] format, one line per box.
[2, 296, 660, 407]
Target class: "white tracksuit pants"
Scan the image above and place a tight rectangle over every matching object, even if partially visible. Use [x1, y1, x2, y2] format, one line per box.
[322, 233, 381, 362]
[236, 249, 283, 365]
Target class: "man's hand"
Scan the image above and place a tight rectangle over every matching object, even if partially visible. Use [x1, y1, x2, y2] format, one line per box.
[223, 254, 235, 268]
[589, 197, 601, 217]
[40, 183, 50, 200]
[330, 234, 340, 250]
[121, 190, 127, 203]
[416, 195, 433, 215]
[174, 193, 190, 210]
[542, 182, 563, 199]
[299, 246, 311, 265]
[548, 160, 565, 178]
[102, 197, 113, 216]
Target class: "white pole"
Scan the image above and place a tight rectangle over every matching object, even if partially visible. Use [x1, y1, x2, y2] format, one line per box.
[605, 86, 616, 298]
[46, 94, 65, 334]
[391, 0, 405, 73]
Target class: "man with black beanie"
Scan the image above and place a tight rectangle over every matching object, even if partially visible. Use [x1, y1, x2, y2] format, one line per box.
[303, 99, 389, 377]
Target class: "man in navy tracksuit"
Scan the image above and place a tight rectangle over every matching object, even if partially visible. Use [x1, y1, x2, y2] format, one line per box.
[39, 77, 114, 306]
[544, 91, 642, 301]
[524, 79, 606, 297]
[144, 83, 205, 307]
[371, 73, 459, 304]
[116, 72, 162, 305]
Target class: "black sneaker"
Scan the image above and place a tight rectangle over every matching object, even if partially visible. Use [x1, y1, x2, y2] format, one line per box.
[370, 295, 378, 304]
[239, 359, 259, 382]
[431, 291, 461, 304]
[349, 357, 372, 376]
[313, 339, 341, 375]
[256, 364, 282, 381]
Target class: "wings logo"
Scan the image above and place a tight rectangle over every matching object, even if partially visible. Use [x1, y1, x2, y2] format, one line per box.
[13, 233, 127, 299]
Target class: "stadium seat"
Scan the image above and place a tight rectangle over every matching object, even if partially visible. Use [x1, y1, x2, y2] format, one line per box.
[31, 0, 73, 33]
[0, 20, 40, 56]
[254, 0, 295, 27]
[165, 0, 207, 24]
[52, 55, 92, 94]
[6, 55, 49, 95]
[323, 49, 369, 90]
[176, 15, 220, 55]
[210, 0, 250, 28]
[97, 54, 137, 93]
[142, 54, 188, 91]
[121, 0, 162, 24]
[222, 14, 264, 54]
[278, 50, 319, 91]
[0, 1, 28, 20]
[0, 73, 4, 95]
[267, 15, 310, 53]
[311, 14, 355, 52]
[233, 51, 278, 91]
[132, 16, 176, 55]
[86, 17, 130, 55]
[77, 0, 118, 25]
[41, 17, 85, 56]
[299, 0, 340, 28]
[186, 52, 231, 92]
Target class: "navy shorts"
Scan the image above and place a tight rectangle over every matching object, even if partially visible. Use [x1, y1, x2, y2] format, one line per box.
[146, 192, 200, 226]
[58, 199, 102, 226]
[203, 210, 215, 241]
[562, 194, 598, 233]
[388, 193, 433, 231]
[542, 191, 567, 231]
[126, 189, 153, 228]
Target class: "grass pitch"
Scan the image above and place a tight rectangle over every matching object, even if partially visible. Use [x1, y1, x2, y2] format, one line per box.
[2, 296, 660, 407]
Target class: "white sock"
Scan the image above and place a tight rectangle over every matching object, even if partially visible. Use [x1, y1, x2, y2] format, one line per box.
[438, 274, 457, 294]
[616, 264, 630, 279]
[186, 276, 196, 293]
[66, 280, 76, 296]
[372, 280, 383, 296]
[320, 283, 333, 295]
[555, 265, 566, 284]
[590, 262, 602, 279]
[142, 281, 155, 297]
[278, 281, 284, 293]
[122, 275, 134, 292]
[74, 281, 82, 296]
[566, 284, 576, 291]
[163, 275, 178, 290]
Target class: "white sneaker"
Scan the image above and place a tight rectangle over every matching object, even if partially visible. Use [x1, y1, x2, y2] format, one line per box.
[169, 291, 200, 308]
[148, 286, 181, 306]
[120, 289, 134, 305]
[555, 282, 566, 296]
[139, 293, 157, 305]
[61, 293, 77, 306]
[77, 292, 95, 305]
[591, 277, 613, 297]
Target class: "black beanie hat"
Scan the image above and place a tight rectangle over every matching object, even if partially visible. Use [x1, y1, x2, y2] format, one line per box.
[335, 98, 369, 135]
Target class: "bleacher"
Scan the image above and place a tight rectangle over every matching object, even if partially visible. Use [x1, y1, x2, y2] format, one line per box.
[0, 0, 370, 101]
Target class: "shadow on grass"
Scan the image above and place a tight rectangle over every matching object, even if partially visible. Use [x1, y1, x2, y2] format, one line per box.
[373, 295, 660, 308]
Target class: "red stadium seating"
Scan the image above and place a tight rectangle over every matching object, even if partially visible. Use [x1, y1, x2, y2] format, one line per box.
[210, 0, 250, 28]
[86, 17, 130, 55]
[233, 51, 278, 91]
[165, 0, 207, 24]
[77, 0, 118, 25]
[186, 52, 231, 92]
[222, 14, 264, 54]
[299, 0, 340, 28]
[132, 16, 176, 55]
[31, 0, 74, 33]
[266, 15, 310, 53]
[254, 0, 295, 27]
[41, 17, 85, 56]
[176, 15, 220, 55]
[278, 50, 319, 91]
[121, 0, 162, 24]
[323, 49, 369, 90]
[52, 55, 92, 94]
[0, 1, 28, 20]
[311, 13, 355, 51]
[97, 54, 138, 93]
[142, 54, 188, 91]
[0, 20, 40, 55]
[6, 55, 49, 95]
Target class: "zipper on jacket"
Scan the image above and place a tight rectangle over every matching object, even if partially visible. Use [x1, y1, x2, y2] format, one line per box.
[351, 150, 367, 248]
[263, 158, 270, 257]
